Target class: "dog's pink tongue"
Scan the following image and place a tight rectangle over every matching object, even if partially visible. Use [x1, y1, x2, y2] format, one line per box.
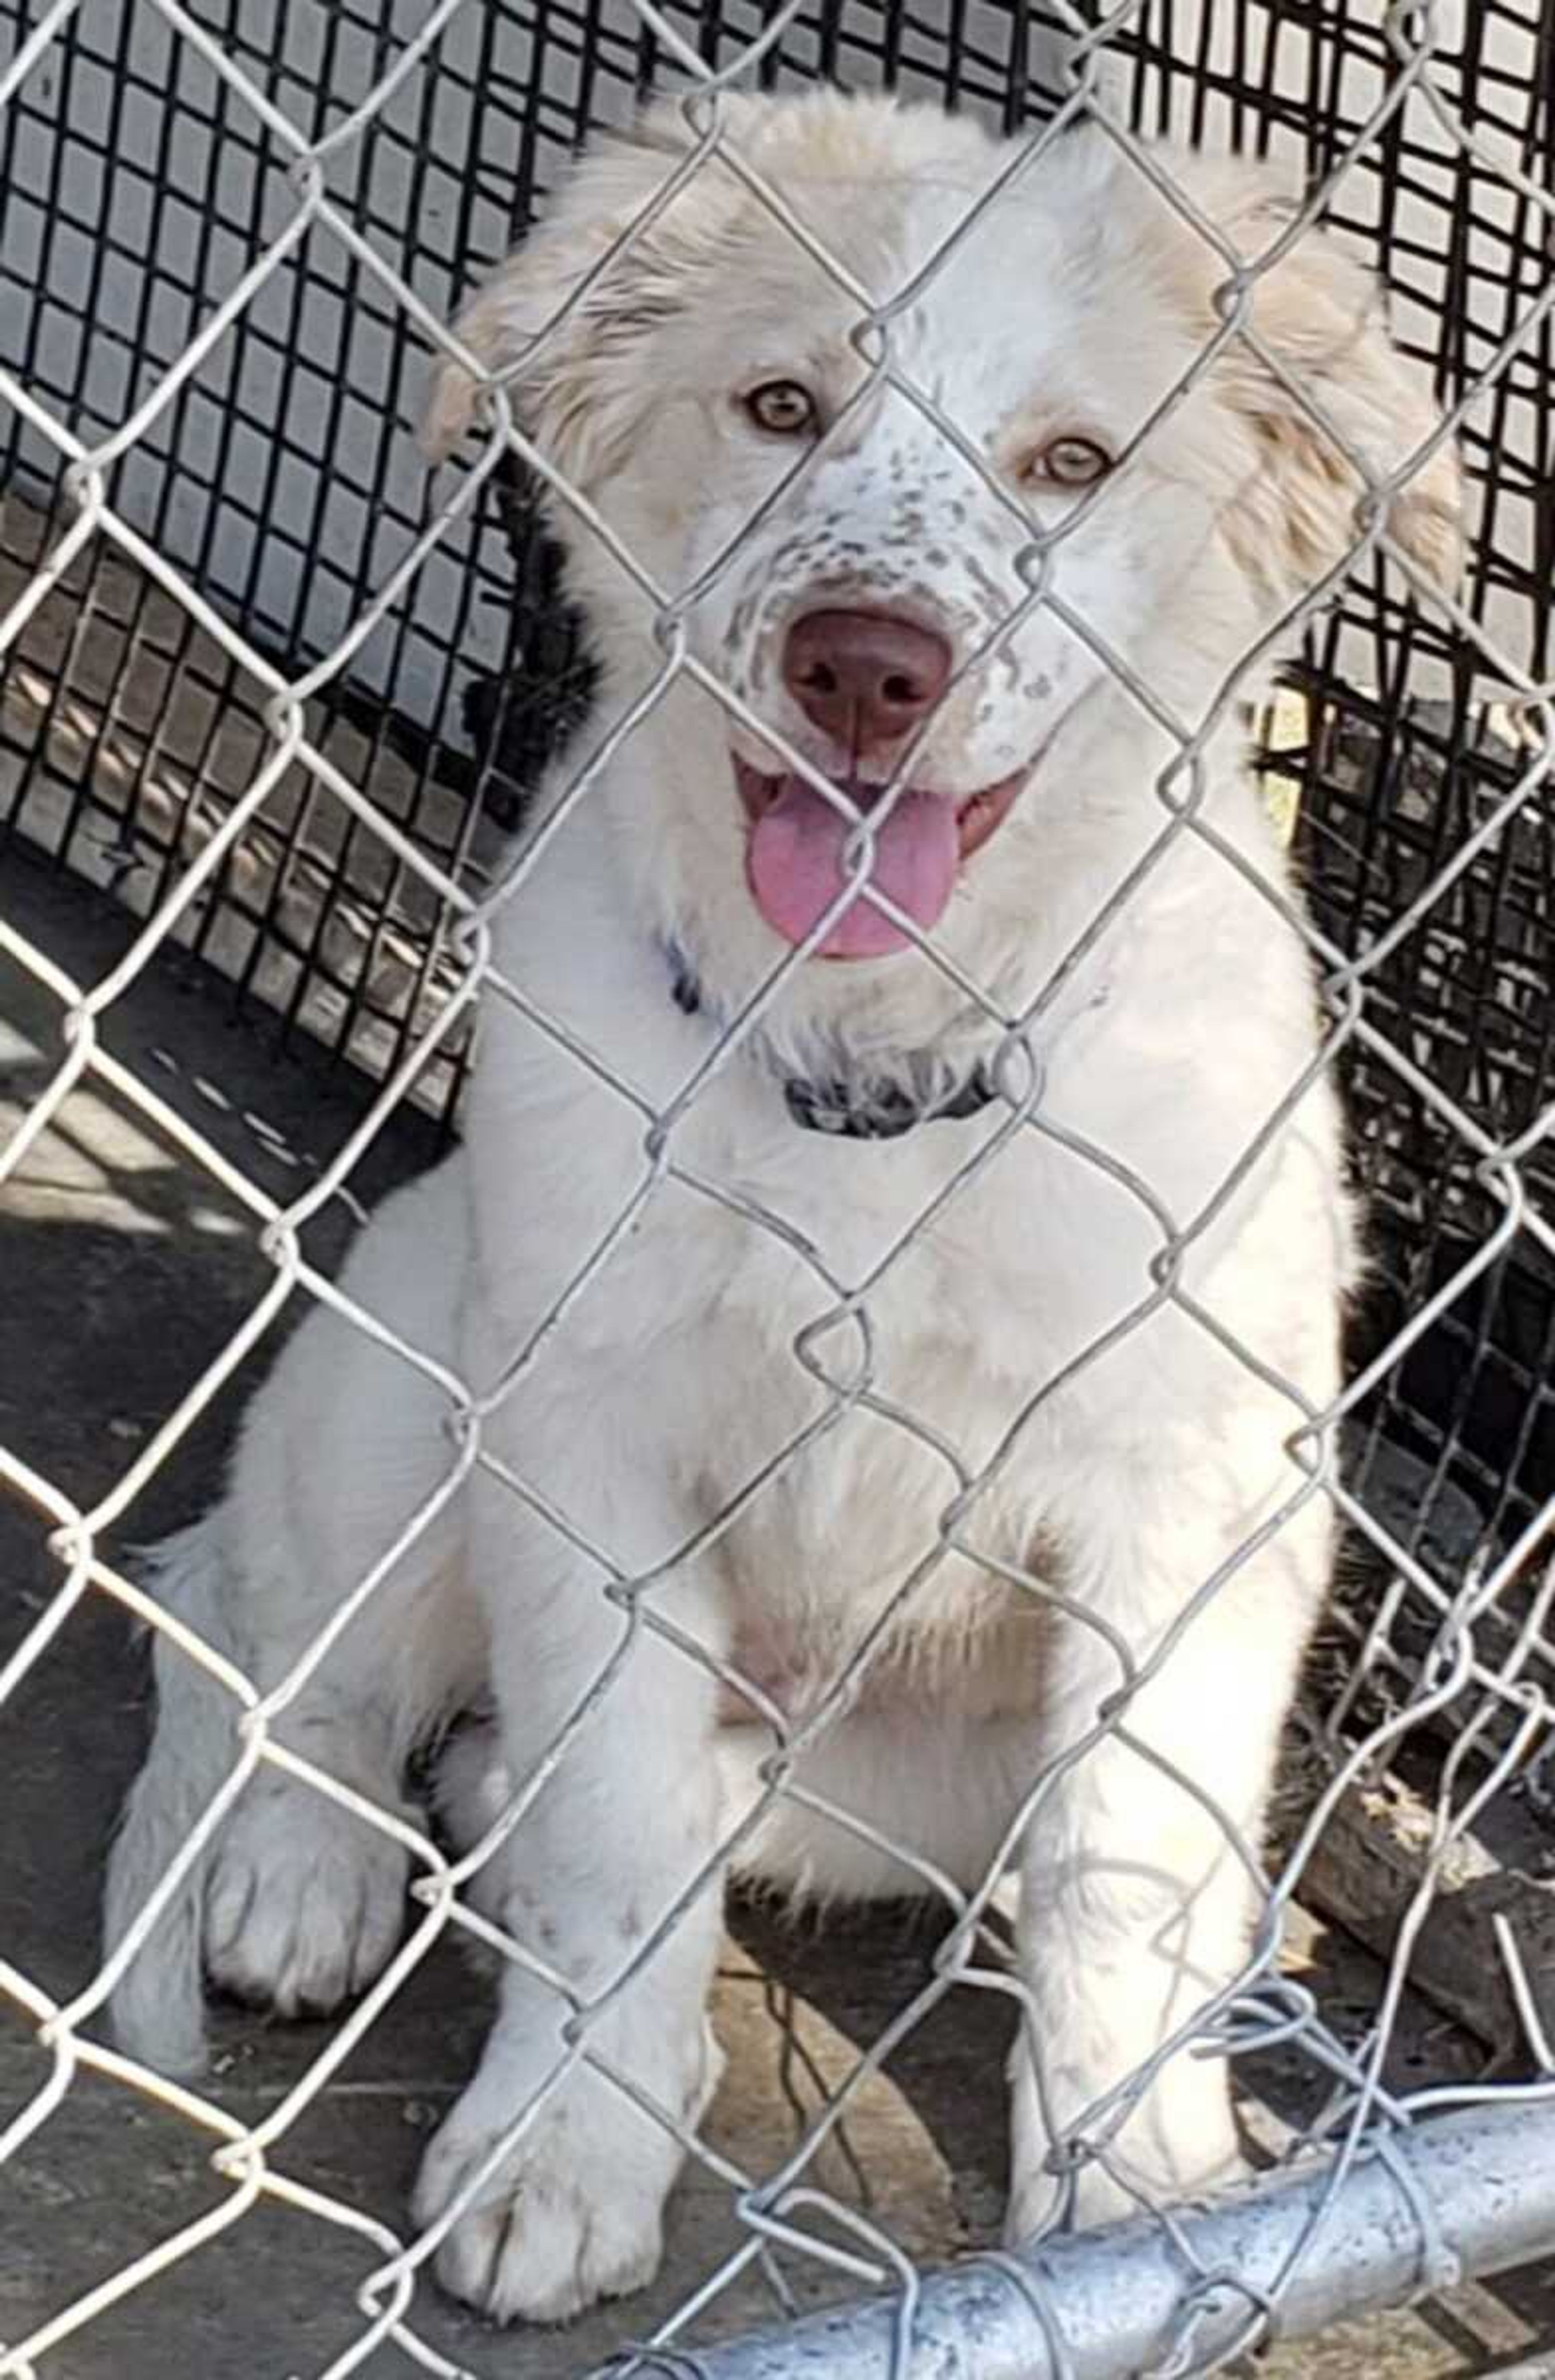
[747, 778, 959, 958]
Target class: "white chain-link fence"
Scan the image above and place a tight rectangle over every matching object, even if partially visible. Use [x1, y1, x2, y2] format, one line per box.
[4, 4, 1555, 2377]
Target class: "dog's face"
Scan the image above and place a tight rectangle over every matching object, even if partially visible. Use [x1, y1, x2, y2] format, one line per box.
[430, 95, 1460, 1052]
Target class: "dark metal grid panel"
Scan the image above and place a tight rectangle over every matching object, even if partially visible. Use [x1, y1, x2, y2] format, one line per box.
[1280, 675, 1555, 1749]
[2, 0, 1554, 1697]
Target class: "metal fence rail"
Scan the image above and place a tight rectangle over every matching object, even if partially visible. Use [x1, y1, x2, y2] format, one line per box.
[663, 2102, 1555, 2380]
[3, 2, 1555, 2378]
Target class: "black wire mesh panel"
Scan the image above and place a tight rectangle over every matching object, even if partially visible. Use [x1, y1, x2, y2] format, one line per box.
[1289, 678, 1555, 1758]
[2, 1, 1553, 1733]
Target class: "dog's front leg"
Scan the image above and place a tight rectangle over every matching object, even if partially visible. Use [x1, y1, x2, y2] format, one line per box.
[1005, 1478, 1327, 2242]
[412, 1470, 727, 2324]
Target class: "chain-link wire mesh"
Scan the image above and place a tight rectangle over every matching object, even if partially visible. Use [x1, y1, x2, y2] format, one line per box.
[4, 3, 1555, 2377]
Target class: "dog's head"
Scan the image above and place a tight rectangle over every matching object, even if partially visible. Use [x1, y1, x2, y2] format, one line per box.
[428, 94, 1460, 1051]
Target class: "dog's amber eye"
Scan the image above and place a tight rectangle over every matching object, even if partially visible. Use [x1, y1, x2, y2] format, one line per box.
[1030, 435, 1112, 487]
[743, 379, 818, 437]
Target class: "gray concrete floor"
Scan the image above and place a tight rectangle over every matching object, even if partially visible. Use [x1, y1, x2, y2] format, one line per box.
[4, 851, 1555, 2379]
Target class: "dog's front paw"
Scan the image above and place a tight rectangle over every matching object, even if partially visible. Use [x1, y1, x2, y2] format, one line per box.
[205, 1776, 411, 2017]
[1006, 2142, 1252, 2244]
[1005, 2059, 1246, 2243]
[411, 2087, 672, 2324]
[1003, 2146, 1142, 2243]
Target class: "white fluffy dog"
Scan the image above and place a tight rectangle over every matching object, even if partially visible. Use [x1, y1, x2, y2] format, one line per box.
[104, 91, 1459, 2324]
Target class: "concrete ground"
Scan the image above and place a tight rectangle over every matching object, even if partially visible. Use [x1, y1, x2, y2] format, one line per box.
[4, 850, 1555, 2380]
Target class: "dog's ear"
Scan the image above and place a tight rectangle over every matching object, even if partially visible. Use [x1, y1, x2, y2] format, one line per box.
[421, 102, 733, 486]
[1160, 152, 1464, 606]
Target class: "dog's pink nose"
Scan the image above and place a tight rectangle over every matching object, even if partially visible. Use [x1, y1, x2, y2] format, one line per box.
[782, 609, 953, 755]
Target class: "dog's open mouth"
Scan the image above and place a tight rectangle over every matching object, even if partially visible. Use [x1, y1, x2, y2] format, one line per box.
[734, 756, 1026, 961]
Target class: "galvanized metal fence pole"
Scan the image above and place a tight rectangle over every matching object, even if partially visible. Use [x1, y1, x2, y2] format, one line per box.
[642, 2100, 1555, 2380]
